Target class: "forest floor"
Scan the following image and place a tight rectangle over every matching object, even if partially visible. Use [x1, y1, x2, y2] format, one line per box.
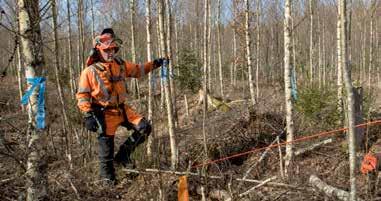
[1, 76, 381, 201]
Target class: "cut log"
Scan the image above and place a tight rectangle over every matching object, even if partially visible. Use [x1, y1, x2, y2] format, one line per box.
[295, 138, 333, 156]
[309, 175, 364, 201]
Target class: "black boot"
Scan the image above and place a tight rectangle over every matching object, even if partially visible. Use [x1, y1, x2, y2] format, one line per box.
[114, 131, 147, 167]
[98, 136, 116, 185]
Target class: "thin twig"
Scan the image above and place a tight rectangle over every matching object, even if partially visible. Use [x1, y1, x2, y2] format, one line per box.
[65, 174, 81, 200]
[239, 176, 277, 197]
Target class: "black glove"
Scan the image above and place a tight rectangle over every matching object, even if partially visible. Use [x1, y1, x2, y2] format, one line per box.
[153, 58, 169, 68]
[84, 112, 99, 132]
[135, 118, 152, 136]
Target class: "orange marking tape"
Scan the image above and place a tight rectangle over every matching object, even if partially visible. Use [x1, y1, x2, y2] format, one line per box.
[178, 176, 189, 201]
[192, 120, 381, 168]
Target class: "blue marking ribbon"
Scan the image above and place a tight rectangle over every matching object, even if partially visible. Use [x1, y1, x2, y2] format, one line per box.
[291, 66, 298, 101]
[21, 77, 46, 129]
[161, 59, 169, 82]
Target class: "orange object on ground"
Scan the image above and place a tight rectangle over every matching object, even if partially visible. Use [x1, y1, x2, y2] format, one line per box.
[178, 176, 189, 201]
[76, 60, 157, 136]
[361, 153, 377, 174]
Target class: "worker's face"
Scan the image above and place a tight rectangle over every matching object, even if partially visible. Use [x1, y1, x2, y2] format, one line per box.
[100, 48, 115, 62]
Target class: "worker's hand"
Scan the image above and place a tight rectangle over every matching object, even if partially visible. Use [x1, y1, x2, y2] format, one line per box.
[361, 153, 377, 174]
[153, 57, 169, 68]
[135, 118, 152, 136]
[83, 112, 99, 132]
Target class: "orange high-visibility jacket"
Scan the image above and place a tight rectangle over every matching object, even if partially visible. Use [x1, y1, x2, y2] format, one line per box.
[76, 60, 155, 114]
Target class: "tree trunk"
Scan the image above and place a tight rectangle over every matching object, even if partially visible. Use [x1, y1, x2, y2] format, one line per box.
[66, 0, 75, 98]
[309, 0, 315, 84]
[318, 13, 322, 89]
[284, 0, 295, 177]
[217, 0, 224, 99]
[339, 0, 358, 200]
[245, 0, 256, 107]
[16, 15, 24, 111]
[158, 0, 177, 169]
[18, 0, 48, 200]
[201, 0, 210, 196]
[337, 15, 344, 125]
[368, 0, 376, 90]
[130, 0, 140, 100]
[51, 0, 72, 170]
[207, 0, 212, 91]
[232, 7, 237, 87]
[146, 0, 154, 158]
[77, 0, 85, 72]
[256, 0, 261, 100]
[165, 0, 178, 126]
[309, 175, 364, 201]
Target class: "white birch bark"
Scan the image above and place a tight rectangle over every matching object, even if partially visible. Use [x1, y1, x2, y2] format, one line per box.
[202, 0, 209, 157]
[256, 0, 261, 100]
[158, 0, 177, 169]
[207, 0, 212, 91]
[368, 0, 376, 89]
[337, 15, 344, 124]
[284, 0, 295, 177]
[339, 0, 358, 200]
[309, 175, 364, 201]
[165, 0, 178, 125]
[146, 0, 154, 158]
[245, 0, 256, 107]
[309, 0, 315, 84]
[232, 15, 237, 87]
[217, 0, 224, 99]
[16, 17, 24, 111]
[18, 0, 48, 200]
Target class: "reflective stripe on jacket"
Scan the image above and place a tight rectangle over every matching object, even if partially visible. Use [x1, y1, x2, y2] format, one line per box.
[76, 60, 155, 112]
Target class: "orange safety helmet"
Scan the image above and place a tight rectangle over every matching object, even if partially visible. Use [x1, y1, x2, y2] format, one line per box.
[93, 28, 123, 51]
[94, 34, 114, 50]
[87, 28, 123, 66]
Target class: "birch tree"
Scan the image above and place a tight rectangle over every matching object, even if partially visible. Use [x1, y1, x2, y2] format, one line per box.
[18, 0, 48, 200]
[256, 0, 261, 100]
[158, 0, 177, 169]
[51, 0, 72, 167]
[217, 0, 224, 99]
[337, 14, 344, 124]
[130, 0, 140, 99]
[368, 0, 376, 90]
[146, 0, 154, 158]
[284, 0, 295, 177]
[245, 0, 256, 107]
[165, 0, 178, 125]
[339, 0, 358, 200]
[66, 0, 75, 98]
[77, 0, 84, 72]
[309, 0, 315, 84]
[232, 0, 238, 87]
